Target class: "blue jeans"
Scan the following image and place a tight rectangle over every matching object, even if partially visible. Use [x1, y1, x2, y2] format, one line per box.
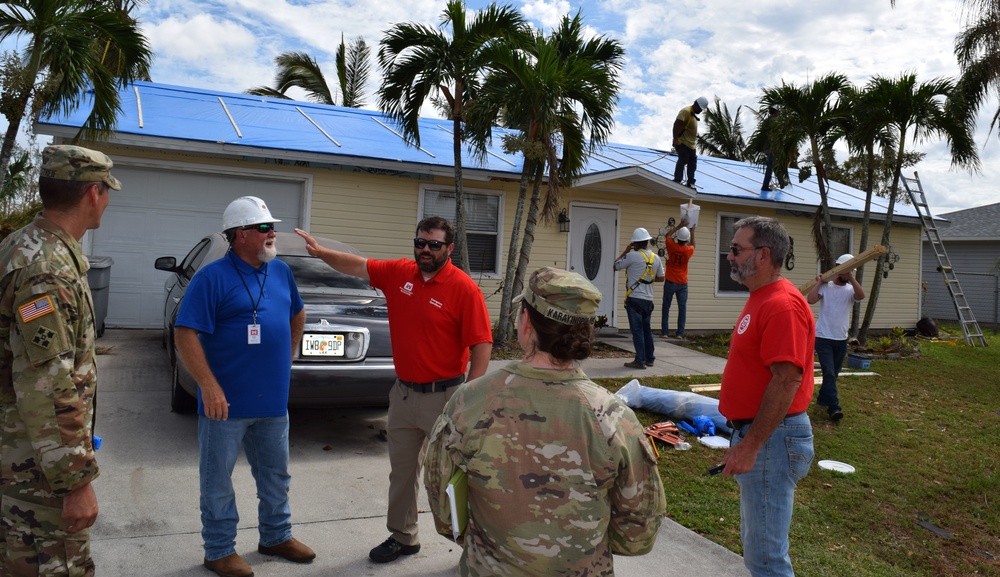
[660, 281, 688, 336]
[762, 153, 774, 190]
[199, 414, 293, 561]
[815, 337, 847, 412]
[730, 412, 814, 577]
[625, 297, 655, 365]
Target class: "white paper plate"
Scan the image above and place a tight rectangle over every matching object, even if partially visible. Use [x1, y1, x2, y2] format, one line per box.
[697, 435, 730, 449]
[818, 460, 855, 473]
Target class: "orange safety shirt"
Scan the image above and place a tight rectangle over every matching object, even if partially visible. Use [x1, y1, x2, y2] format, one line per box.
[664, 237, 695, 285]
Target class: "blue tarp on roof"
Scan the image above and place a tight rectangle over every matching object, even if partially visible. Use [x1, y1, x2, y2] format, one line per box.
[37, 81, 918, 221]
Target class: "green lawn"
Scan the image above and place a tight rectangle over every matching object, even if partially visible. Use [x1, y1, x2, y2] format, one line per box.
[596, 328, 1000, 577]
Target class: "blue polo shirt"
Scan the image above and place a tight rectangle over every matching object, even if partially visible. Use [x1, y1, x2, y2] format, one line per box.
[176, 252, 304, 417]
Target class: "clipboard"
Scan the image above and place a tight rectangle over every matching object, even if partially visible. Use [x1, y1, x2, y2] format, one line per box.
[444, 467, 468, 540]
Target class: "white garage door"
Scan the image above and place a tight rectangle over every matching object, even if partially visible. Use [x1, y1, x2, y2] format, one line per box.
[88, 163, 305, 329]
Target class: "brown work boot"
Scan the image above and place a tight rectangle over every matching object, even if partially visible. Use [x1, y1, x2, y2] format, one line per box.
[204, 553, 253, 577]
[258, 537, 316, 563]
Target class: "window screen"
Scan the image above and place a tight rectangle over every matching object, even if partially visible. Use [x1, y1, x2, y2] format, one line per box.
[422, 190, 500, 274]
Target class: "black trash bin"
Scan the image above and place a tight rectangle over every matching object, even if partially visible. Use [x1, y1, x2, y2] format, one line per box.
[87, 256, 114, 337]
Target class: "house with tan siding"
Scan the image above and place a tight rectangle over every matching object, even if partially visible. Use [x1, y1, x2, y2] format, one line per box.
[37, 81, 924, 335]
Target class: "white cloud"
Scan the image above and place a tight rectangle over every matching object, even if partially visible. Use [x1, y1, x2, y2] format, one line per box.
[521, 0, 573, 30]
[8, 0, 994, 212]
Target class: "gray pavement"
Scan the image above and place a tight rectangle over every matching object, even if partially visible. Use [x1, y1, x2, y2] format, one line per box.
[91, 329, 746, 576]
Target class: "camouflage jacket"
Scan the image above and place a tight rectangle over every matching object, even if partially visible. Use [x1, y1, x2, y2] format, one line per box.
[0, 215, 99, 496]
[425, 361, 665, 577]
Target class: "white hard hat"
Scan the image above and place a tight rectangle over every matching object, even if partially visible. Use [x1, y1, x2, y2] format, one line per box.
[631, 227, 653, 243]
[222, 196, 281, 231]
[676, 226, 691, 242]
[695, 96, 709, 109]
[835, 253, 854, 266]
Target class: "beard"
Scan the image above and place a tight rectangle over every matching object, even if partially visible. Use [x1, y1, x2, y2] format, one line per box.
[258, 239, 277, 263]
[730, 256, 757, 285]
[415, 248, 449, 273]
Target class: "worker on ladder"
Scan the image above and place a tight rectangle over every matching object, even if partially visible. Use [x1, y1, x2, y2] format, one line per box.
[615, 227, 665, 370]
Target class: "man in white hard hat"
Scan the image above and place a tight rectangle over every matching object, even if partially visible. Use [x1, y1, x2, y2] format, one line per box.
[660, 219, 696, 339]
[175, 196, 315, 577]
[806, 253, 865, 421]
[673, 96, 708, 188]
[614, 227, 665, 369]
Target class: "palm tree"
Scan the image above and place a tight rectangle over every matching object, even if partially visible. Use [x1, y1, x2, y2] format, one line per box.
[760, 73, 850, 271]
[831, 82, 897, 338]
[857, 72, 980, 342]
[466, 12, 624, 342]
[698, 97, 749, 161]
[0, 0, 153, 192]
[246, 35, 371, 108]
[337, 35, 370, 108]
[377, 0, 527, 273]
[954, 1, 1000, 139]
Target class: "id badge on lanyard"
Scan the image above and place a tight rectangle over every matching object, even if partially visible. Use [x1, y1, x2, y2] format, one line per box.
[248, 323, 261, 345]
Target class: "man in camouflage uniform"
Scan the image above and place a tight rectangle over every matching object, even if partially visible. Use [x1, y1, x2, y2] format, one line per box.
[425, 267, 666, 577]
[0, 145, 122, 576]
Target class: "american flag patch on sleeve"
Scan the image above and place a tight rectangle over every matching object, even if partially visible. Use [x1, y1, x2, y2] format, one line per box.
[19, 296, 55, 323]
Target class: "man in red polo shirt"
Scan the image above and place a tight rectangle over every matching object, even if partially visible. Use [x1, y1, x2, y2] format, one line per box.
[718, 216, 814, 577]
[296, 217, 492, 564]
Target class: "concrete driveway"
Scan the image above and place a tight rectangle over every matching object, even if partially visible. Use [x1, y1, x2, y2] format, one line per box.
[91, 329, 747, 576]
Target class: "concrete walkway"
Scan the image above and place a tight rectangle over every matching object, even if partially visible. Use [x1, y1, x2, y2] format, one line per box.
[487, 332, 729, 378]
[90, 329, 746, 576]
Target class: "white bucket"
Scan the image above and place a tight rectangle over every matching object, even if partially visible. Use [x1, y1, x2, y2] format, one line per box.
[680, 203, 700, 228]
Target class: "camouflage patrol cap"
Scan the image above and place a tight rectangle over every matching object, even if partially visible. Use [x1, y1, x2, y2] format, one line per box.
[514, 266, 602, 325]
[41, 145, 122, 190]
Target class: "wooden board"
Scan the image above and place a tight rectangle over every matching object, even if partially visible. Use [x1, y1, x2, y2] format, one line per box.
[689, 383, 721, 392]
[798, 245, 887, 295]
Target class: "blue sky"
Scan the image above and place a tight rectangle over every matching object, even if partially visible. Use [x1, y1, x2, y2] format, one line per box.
[3, 0, 998, 214]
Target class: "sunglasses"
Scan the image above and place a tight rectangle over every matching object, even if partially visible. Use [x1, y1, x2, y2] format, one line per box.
[242, 223, 276, 234]
[413, 238, 449, 251]
[730, 244, 765, 256]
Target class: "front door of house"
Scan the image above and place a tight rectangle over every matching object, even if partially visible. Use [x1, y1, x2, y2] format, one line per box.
[568, 205, 618, 326]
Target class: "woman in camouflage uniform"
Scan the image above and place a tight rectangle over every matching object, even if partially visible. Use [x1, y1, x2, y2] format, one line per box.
[425, 267, 666, 577]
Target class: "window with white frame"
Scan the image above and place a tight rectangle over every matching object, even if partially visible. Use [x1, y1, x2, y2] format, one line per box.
[717, 214, 753, 293]
[421, 189, 501, 275]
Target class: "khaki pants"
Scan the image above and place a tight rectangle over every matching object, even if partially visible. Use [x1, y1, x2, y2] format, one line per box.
[385, 379, 457, 546]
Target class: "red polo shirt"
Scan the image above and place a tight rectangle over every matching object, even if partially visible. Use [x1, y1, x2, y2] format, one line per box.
[367, 258, 493, 383]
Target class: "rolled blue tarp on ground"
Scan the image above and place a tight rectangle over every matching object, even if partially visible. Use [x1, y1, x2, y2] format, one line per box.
[615, 380, 733, 436]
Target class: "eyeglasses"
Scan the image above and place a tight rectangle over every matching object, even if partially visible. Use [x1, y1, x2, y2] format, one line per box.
[730, 244, 765, 256]
[414, 238, 449, 251]
[242, 223, 275, 234]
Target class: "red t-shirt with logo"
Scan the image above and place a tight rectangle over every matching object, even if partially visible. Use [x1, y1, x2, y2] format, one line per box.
[664, 237, 695, 285]
[719, 279, 815, 420]
[367, 258, 493, 383]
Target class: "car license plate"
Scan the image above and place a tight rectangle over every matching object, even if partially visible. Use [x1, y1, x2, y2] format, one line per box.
[302, 334, 344, 357]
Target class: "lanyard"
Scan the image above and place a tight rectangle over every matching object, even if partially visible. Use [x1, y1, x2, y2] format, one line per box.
[229, 251, 268, 324]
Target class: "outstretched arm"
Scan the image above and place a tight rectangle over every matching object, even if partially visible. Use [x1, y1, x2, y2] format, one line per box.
[295, 228, 370, 280]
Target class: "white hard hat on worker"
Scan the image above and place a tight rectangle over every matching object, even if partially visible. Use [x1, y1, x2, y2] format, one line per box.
[631, 227, 653, 243]
[223, 196, 281, 231]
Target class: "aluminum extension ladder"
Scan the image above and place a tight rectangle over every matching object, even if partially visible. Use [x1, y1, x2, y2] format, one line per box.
[901, 172, 987, 346]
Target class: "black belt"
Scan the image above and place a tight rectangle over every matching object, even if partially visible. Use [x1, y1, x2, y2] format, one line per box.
[398, 375, 465, 393]
[727, 411, 805, 430]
